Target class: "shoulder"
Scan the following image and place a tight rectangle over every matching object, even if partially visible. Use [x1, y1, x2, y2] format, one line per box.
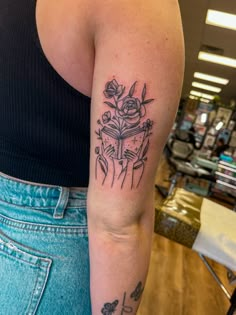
[89, 0, 182, 34]
[89, 0, 184, 67]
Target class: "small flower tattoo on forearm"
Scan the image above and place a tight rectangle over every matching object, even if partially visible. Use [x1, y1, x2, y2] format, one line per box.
[95, 79, 154, 189]
[101, 300, 119, 315]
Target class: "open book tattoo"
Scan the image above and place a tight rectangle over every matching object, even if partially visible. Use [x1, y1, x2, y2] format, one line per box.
[101, 282, 144, 315]
[95, 79, 154, 189]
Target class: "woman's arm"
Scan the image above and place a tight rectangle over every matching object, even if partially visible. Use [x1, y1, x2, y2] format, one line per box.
[87, 1, 184, 313]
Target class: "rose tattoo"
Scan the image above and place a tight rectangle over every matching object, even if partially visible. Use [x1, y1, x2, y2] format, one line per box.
[103, 79, 125, 99]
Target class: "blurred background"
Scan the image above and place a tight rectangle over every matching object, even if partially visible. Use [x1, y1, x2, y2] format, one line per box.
[138, 2, 236, 314]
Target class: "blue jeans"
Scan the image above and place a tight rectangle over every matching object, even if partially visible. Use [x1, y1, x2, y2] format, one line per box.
[0, 172, 91, 315]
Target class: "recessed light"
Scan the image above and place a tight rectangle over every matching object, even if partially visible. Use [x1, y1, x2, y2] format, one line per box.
[206, 10, 236, 31]
[199, 51, 236, 68]
[194, 72, 229, 85]
[192, 82, 222, 93]
[201, 113, 208, 123]
[200, 98, 210, 104]
[190, 90, 214, 100]
[216, 121, 224, 131]
[189, 95, 198, 100]
[189, 95, 210, 103]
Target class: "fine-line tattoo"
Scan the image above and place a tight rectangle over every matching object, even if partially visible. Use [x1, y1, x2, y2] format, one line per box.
[121, 292, 133, 314]
[95, 79, 154, 189]
[100, 282, 144, 314]
[101, 300, 119, 315]
[130, 282, 144, 302]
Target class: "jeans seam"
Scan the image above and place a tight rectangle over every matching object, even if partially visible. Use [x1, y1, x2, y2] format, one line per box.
[0, 214, 88, 235]
[26, 260, 52, 315]
[0, 248, 42, 267]
[0, 247, 51, 269]
[0, 198, 55, 210]
[0, 198, 87, 210]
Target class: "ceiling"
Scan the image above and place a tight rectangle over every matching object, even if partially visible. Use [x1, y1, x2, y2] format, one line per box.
[178, 0, 236, 106]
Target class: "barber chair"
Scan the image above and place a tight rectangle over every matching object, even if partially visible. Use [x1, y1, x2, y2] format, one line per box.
[156, 136, 212, 197]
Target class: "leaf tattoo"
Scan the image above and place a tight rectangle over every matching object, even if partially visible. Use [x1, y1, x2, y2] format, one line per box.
[142, 84, 146, 102]
[130, 282, 144, 302]
[142, 99, 154, 105]
[104, 101, 117, 109]
[128, 81, 137, 97]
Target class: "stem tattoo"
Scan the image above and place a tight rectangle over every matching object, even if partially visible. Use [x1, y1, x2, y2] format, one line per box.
[95, 79, 154, 189]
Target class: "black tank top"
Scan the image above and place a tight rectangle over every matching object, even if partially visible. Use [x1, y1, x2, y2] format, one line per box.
[0, 0, 91, 187]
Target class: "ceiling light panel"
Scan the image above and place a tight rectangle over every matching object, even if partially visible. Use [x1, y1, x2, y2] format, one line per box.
[194, 72, 229, 85]
[189, 95, 198, 100]
[206, 10, 236, 31]
[198, 52, 236, 68]
[200, 98, 210, 104]
[190, 90, 214, 100]
[192, 82, 222, 93]
[189, 95, 210, 103]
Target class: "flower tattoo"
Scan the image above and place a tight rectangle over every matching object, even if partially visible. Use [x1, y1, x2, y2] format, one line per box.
[103, 79, 125, 99]
[116, 96, 145, 126]
[101, 300, 119, 315]
[102, 111, 112, 124]
[95, 79, 154, 189]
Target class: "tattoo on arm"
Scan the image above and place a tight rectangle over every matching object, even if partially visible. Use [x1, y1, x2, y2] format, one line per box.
[101, 282, 144, 314]
[101, 300, 119, 315]
[130, 282, 144, 302]
[95, 79, 154, 189]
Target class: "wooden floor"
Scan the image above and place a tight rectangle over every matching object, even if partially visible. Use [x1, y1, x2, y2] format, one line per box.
[137, 157, 235, 315]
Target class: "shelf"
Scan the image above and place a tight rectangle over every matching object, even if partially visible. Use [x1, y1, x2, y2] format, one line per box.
[215, 171, 236, 182]
[219, 161, 236, 170]
[216, 180, 236, 190]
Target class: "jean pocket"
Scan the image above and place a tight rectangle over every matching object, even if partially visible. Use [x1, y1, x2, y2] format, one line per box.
[0, 232, 52, 315]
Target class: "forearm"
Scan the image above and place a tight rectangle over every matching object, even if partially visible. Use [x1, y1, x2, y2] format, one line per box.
[88, 213, 154, 315]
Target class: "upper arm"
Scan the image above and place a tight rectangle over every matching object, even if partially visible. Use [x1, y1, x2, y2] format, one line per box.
[87, 0, 184, 231]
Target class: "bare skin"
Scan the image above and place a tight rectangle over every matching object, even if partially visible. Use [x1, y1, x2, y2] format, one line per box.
[36, 0, 94, 97]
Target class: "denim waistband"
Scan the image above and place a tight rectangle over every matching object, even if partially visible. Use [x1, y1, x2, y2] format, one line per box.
[0, 172, 87, 219]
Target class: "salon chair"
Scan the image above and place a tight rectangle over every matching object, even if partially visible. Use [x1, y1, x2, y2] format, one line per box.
[156, 135, 212, 197]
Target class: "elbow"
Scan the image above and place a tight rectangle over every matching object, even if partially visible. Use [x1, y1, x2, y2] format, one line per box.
[88, 203, 155, 242]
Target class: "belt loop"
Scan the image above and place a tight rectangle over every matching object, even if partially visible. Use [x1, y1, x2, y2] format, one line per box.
[53, 187, 70, 219]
